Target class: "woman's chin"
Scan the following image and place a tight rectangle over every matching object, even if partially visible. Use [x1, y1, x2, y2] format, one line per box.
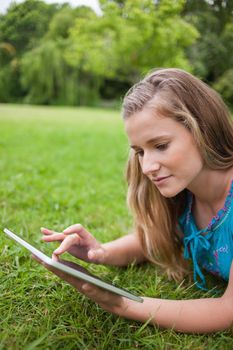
[157, 186, 182, 198]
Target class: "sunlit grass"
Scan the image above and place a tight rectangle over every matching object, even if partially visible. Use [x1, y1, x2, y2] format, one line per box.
[0, 104, 232, 349]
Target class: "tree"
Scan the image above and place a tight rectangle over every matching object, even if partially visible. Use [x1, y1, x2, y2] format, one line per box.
[214, 69, 233, 108]
[20, 5, 99, 105]
[183, 0, 233, 81]
[0, 0, 60, 102]
[66, 0, 198, 85]
[0, 0, 58, 55]
[45, 5, 78, 40]
[0, 0, 201, 106]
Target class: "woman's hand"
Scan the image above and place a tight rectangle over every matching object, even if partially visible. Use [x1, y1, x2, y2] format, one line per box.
[32, 255, 128, 314]
[41, 224, 107, 264]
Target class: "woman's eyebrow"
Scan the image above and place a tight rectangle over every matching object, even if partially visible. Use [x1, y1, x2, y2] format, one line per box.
[130, 135, 171, 148]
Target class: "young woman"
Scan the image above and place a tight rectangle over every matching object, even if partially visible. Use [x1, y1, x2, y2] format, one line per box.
[35, 68, 233, 333]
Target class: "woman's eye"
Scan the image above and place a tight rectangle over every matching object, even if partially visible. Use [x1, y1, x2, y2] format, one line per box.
[135, 150, 144, 157]
[156, 143, 169, 151]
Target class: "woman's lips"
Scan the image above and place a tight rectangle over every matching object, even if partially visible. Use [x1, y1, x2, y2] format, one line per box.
[152, 175, 172, 183]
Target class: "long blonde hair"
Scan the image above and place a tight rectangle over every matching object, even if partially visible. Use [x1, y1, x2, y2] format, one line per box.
[122, 68, 233, 282]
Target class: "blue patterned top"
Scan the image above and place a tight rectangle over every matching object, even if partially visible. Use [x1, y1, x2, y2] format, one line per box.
[179, 180, 233, 290]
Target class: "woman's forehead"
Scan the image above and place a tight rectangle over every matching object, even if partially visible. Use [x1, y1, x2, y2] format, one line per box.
[125, 109, 178, 134]
[124, 109, 190, 145]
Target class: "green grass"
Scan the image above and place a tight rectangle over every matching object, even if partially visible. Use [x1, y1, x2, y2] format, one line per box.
[0, 104, 232, 350]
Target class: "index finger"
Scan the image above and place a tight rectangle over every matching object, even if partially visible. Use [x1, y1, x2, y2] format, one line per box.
[41, 232, 66, 242]
[63, 224, 91, 239]
[41, 227, 60, 235]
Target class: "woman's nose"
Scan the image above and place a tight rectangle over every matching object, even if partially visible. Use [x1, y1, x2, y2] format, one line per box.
[141, 153, 160, 176]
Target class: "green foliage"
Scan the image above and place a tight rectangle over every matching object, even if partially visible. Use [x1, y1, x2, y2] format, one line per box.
[66, 0, 198, 82]
[0, 0, 58, 54]
[184, 0, 233, 84]
[45, 6, 85, 40]
[214, 69, 233, 108]
[21, 39, 101, 106]
[0, 60, 20, 102]
[0, 0, 232, 106]
[21, 40, 68, 104]
[220, 23, 233, 77]
[0, 0, 60, 103]
[19, 4, 101, 106]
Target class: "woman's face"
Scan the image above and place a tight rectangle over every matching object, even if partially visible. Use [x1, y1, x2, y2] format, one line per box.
[124, 107, 204, 197]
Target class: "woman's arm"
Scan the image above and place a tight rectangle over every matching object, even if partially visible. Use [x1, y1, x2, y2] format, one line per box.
[33, 256, 233, 334]
[81, 262, 233, 333]
[101, 233, 147, 266]
[116, 292, 232, 333]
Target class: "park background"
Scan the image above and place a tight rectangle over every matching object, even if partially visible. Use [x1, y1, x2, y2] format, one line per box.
[0, 0, 233, 108]
[0, 1, 233, 349]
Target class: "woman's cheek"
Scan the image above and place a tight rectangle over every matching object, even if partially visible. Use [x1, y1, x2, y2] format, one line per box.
[166, 147, 185, 171]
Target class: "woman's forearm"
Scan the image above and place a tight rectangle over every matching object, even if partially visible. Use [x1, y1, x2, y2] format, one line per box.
[102, 233, 146, 266]
[115, 295, 233, 334]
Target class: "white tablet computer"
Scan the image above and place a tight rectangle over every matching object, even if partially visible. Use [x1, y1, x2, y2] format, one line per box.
[3, 228, 143, 303]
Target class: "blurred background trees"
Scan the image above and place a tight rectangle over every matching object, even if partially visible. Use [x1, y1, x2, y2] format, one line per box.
[183, 0, 233, 107]
[0, 0, 232, 107]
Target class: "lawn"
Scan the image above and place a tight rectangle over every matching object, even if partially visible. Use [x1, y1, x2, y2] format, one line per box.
[0, 104, 232, 350]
